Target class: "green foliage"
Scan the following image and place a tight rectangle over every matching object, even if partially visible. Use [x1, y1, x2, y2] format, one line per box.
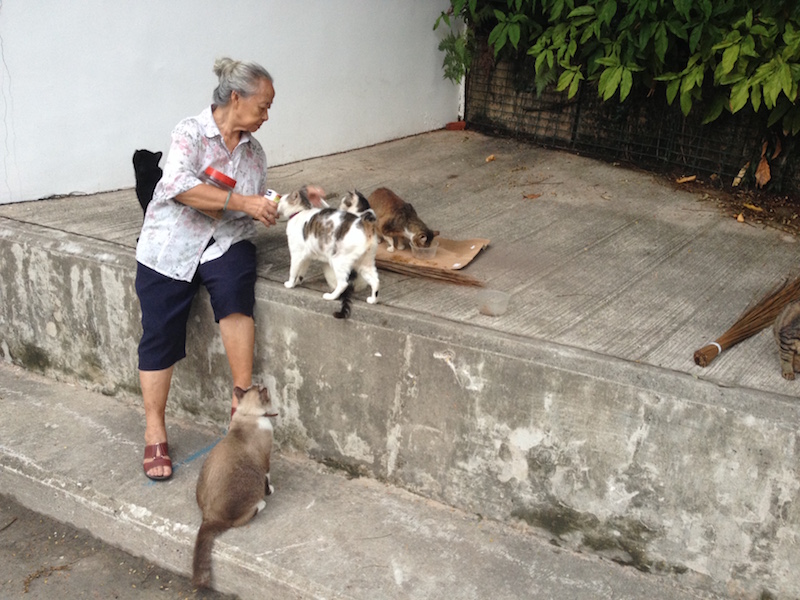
[438, 29, 476, 84]
[435, 0, 800, 133]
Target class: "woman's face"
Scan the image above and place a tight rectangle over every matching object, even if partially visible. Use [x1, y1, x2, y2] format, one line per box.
[233, 78, 275, 133]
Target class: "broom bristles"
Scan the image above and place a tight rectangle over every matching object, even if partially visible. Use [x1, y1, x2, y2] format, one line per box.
[693, 276, 800, 367]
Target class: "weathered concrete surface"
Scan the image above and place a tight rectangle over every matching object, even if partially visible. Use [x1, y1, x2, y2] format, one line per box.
[0, 362, 725, 600]
[1, 131, 800, 597]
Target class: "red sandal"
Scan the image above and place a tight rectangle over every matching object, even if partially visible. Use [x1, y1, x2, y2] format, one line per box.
[143, 442, 172, 481]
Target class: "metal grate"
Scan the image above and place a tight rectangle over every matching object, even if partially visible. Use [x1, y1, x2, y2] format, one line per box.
[466, 58, 800, 193]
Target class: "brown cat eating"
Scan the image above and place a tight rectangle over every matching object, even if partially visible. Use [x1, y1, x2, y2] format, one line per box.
[367, 187, 439, 252]
[192, 385, 277, 588]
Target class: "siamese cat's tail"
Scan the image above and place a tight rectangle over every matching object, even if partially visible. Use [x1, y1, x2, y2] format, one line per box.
[192, 520, 229, 588]
[333, 270, 357, 319]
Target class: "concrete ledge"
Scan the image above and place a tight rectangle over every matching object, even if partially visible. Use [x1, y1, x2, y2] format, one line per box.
[0, 362, 721, 600]
[1, 216, 798, 598]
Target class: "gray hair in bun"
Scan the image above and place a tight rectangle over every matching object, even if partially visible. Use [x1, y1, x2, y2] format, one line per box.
[212, 57, 273, 106]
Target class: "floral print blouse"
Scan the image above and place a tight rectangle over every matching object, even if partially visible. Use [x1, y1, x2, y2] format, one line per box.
[135, 106, 268, 282]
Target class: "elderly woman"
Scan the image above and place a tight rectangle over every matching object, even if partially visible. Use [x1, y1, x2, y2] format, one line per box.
[136, 57, 323, 480]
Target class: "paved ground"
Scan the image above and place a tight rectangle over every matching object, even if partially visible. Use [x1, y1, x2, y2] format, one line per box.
[0, 362, 725, 600]
[0, 492, 236, 600]
[2, 129, 798, 598]
[3, 130, 800, 399]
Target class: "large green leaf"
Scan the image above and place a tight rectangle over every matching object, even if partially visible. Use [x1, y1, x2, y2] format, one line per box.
[509, 23, 521, 48]
[702, 93, 727, 123]
[556, 69, 575, 91]
[750, 83, 762, 113]
[689, 24, 703, 53]
[619, 67, 634, 101]
[729, 80, 750, 112]
[569, 71, 584, 97]
[600, 65, 623, 100]
[598, 0, 617, 26]
[654, 23, 668, 63]
[666, 77, 681, 104]
[680, 88, 693, 114]
[720, 43, 740, 75]
[673, 0, 692, 20]
[780, 62, 794, 97]
[567, 5, 595, 18]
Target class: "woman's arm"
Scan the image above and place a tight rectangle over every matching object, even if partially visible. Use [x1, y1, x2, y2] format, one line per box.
[176, 185, 278, 226]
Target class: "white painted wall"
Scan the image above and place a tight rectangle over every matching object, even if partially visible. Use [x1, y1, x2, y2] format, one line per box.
[0, 0, 460, 204]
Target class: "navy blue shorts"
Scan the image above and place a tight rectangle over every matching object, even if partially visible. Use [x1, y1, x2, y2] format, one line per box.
[136, 240, 257, 371]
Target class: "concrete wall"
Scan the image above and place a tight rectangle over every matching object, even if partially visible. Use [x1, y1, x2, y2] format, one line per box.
[2, 217, 800, 599]
[0, 0, 459, 203]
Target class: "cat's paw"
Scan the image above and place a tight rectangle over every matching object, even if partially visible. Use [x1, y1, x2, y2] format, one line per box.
[322, 292, 338, 300]
[367, 297, 378, 304]
[284, 280, 295, 289]
[386, 246, 396, 253]
[256, 499, 267, 513]
[267, 483, 275, 495]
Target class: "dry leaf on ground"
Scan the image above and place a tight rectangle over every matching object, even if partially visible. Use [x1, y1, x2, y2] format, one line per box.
[733, 162, 750, 187]
[755, 156, 771, 188]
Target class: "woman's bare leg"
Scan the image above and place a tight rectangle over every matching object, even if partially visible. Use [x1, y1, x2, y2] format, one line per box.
[219, 313, 255, 413]
[140, 366, 174, 478]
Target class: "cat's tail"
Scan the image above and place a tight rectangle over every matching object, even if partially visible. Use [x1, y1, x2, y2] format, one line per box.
[333, 270, 357, 319]
[192, 520, 229, 589]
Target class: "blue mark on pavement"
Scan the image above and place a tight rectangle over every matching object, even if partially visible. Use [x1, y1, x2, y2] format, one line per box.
[144, 438, 221, 486]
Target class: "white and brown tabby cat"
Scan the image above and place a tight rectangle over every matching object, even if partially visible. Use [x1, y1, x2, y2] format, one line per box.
[774, 300, 800, 380]
[367, 187, 439, 252]
[329, 191, 375, 293]
[193, 386, 277, 589]
[277, 186, 380, 318]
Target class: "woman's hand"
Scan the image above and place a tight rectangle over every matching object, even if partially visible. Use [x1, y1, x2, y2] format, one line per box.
[245, 194, 279, 227]
[176, 185, 277, 225]
[305, 185, 327, 208]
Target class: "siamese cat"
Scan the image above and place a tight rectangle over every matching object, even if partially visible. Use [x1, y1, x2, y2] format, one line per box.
[277, 187, 380, 318]
[192, 385, 276, 589]
[367, 187, 439, 252]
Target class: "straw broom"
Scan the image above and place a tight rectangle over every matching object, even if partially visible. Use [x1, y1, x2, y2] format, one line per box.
[693, 276, 800, 367]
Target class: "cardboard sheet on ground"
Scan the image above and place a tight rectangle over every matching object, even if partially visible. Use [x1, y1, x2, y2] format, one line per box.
[375, 237, 490, 286]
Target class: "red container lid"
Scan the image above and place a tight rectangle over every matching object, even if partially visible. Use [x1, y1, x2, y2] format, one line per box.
[203, 166, 237, 189]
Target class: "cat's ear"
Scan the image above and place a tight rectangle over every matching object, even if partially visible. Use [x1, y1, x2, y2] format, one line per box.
[233, 386, 247, 400]
[155, 151, 163, 161]
[259, 387, 271, 404]
[432, 230, 440, 237]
